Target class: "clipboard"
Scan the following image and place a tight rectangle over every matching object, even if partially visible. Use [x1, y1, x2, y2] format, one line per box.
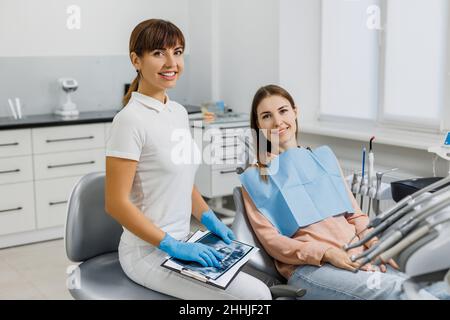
[161, 230, 259, 290]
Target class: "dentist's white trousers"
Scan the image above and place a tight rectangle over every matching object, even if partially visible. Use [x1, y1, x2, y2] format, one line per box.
[118, 239, 272, 300]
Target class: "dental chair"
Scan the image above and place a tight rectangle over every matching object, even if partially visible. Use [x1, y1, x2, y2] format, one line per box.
[65, 172, 175, 300]
[231, 187, 306, 299]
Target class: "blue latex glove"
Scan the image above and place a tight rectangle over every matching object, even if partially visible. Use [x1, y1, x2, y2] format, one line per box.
[158, 233, 224, 268]
[201, 209, 236, 245]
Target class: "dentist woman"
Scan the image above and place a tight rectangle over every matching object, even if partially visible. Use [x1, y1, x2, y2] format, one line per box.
[105, 19, 270, 300]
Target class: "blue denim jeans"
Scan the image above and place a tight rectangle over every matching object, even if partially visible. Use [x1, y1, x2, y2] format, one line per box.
[288, 264, 450, 300]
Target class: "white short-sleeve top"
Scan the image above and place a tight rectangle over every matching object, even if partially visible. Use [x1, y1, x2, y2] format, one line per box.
[106, 91, 200, 245]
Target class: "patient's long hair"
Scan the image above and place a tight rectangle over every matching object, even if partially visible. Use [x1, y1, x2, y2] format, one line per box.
[250, 85, 299, 181]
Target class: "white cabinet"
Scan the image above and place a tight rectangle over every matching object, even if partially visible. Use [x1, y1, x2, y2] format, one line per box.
[35, 176, 81, 229]
[0, 123, 109, 247]
[0, 156, 33, 184]
[32, 124, 105, 154]
[33, 149, 105, 180]
[0, 129, 35, 238]
[0, 129, 32, 157]
[0, 182, 35, 235]
[191, 120, 249, 198]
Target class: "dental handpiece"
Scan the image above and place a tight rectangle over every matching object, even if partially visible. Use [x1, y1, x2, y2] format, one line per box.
[359, 177, 368, 210]
[346, 196, 423, 251]
[236, 135, 252, 174]
[374, 225, 430, 265]
[367, 181, 377, 217]
[368, 175, 450, 228]
[355, 195, 450, 267]
[346, 185, 450, 251]
[375, 216, 450, 265]
[351, 173, 359, 197]
[373, 168, 399, 216]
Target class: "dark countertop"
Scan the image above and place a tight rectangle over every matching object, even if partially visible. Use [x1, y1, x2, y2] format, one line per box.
[0, 105, 202, 131]
[0, 110, 120, 130]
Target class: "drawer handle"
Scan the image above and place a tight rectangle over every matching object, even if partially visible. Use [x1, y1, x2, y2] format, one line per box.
[0, 206, 22, 214]
[222, 143, 239, 149]
[221, 156, 238, 161]
[49, 200, 68, 206]
[218, 125, 248, 130]
[220, 169, 237, 174]
[0, 142, 19, 147]
[48, 160, 95, 169]
[46, 136, 95, 143]
[0, 169, 21, 174]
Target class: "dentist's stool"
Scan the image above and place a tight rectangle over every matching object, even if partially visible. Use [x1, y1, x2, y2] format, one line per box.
[65, 172, 175, 300]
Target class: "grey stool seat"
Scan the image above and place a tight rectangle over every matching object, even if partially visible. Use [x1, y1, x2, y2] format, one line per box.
[65, 172, 176, 300]
[71, 252, 174, 300]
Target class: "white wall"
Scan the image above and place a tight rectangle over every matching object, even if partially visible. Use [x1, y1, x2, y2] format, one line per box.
[186, 0, 216, 105]
[215, 0, 279, 113]
[444, 2, 450, 131]
[279, 0, 321, 123]
[0, 0, 189, 56]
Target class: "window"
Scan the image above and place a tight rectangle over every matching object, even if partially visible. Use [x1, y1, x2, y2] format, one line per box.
[319, 0, 449, 132]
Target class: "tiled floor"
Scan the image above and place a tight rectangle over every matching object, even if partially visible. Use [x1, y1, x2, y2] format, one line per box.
[0, 239, 74, 300]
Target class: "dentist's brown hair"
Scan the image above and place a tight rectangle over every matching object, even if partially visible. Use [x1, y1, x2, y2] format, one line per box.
[123, 19, 185, 106]
[250, 85, 299, 180]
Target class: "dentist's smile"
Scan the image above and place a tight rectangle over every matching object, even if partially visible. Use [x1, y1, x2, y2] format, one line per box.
[158, 71, 177, 80]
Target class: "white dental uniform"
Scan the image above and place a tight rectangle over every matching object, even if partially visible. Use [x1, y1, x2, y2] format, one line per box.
[105, 91, 271, 300]
[106, 91, 199, 245]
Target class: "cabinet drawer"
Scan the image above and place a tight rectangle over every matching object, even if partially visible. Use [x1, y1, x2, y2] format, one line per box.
[0, 156, 33, 185]
[211, 168, 241, 197]
[35, 176, 81, 229]
[0, 182, 35, 235]
[0, 129, 32, 158]
[34, 149, 105, 180]
[32, 124, 105, 154]
[208, 144, 245, 170]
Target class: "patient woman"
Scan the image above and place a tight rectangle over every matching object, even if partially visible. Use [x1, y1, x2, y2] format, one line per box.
[240, 84, 449, 300]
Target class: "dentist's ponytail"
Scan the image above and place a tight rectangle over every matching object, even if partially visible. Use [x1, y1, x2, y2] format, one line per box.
[123, 72, 140, 106]
[122, 19, 185, 106]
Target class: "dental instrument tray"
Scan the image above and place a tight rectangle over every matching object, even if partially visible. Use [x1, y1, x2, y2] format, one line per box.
[391, 177, 450, 203]
[161, 230, 258, 289]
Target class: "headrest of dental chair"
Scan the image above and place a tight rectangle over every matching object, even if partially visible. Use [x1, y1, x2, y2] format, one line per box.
[232, 187, 285, 283]
[65, 172, 123, 263]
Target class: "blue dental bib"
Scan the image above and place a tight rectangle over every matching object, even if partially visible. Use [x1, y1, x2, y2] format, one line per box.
[240, 146, 354, 237]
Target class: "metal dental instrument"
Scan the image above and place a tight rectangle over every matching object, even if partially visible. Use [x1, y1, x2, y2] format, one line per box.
[359, 147, 367, 210]
[372, 168, 399, 216]
[373, 217, 450, 265]
[351, 172, 359, 198]
[345, 184, 450, 251]
[353, 192, 450, 268]
[236, 135, 252, 174]
[367, 137, 375, 216]
[368, 175, 450, 229]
